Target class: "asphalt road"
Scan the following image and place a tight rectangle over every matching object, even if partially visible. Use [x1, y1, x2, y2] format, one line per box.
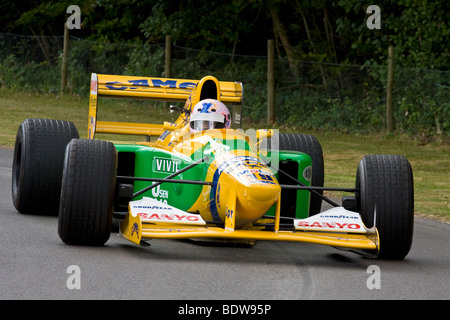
[1, 147, 449, 300]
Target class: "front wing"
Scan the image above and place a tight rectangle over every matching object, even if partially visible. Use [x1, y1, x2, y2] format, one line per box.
[119, 198, 379, 257]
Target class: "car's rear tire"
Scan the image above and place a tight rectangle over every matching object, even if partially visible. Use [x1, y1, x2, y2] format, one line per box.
[356, 155, 414, 260]
[58, 139, 117, 246]
[279, 134, 324, 215]
[266, 133, 324, 216]
[12, 118, 79, 215]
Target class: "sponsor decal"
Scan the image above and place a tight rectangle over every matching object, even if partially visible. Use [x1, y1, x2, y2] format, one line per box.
[105, 78, 196, 91]
[296, 221, 361, 230]
[294, 207, 367, 233]
[157, 130, 171, 142]
[90, 80, 97, 95]
[129, 197, 206, 225]
[303, 166, 312, 181]
[132, 205, 172, 210]
[209, 155, 278, 222]
[131, 222, 139, 238]
[226, 209, 234, 220]
[216, 183, 221, 209]
[150, 184, 169, 204]
[216, 156, 276, 182]
[153, 157, 180, 173]
[137, 212, 200, 222]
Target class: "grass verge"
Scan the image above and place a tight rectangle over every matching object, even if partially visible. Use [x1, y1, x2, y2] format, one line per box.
[1, 88, 449, 222]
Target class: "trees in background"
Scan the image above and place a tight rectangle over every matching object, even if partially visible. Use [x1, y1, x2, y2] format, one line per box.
[1, 0, 448, 69]
[1, 0, 448, 137]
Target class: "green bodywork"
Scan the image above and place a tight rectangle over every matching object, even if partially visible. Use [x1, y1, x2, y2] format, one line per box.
[115, 141, 312, 219]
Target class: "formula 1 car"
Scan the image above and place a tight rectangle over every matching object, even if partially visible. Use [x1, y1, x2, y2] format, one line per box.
[11, 74, 414, 260]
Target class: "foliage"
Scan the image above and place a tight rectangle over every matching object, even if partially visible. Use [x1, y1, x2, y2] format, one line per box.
[2, 0, 448, 68]
[0, 54, 60, 93]
[0, 1, 448, 139]
[335, 0, 450, 69]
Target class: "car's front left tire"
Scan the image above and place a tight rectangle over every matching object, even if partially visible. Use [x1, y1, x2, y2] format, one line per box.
[58, 139, 117, 246]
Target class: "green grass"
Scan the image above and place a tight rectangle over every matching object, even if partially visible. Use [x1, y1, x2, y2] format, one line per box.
[0, 87, 180, 146]
[316, 132, 449, 222]
[1, 88, 449, 222]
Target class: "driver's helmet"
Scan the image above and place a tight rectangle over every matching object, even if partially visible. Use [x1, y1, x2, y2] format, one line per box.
[189, 99, 231, 133]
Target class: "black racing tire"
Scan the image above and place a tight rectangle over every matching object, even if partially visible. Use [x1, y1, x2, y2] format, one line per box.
[12, 118, 79, 215]
[356, 155, 414, 260]
[58, 139, 117, 246]
[266, 133, 324, 216]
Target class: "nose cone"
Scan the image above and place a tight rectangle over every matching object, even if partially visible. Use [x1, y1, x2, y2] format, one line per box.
[213, 154, 281, 226]
[236, 182, 281, 225]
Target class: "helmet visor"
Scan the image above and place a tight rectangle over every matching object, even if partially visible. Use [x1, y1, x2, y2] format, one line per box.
[190, 113, 225, 131]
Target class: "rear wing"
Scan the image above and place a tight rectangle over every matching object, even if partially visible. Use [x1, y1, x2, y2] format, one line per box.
[88, 73, 243, 139]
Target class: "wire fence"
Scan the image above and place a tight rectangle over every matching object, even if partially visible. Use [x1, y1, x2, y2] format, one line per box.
[0, 32, 448, 138]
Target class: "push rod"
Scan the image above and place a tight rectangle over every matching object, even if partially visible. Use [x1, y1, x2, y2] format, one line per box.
[117, 176, 213, 186]
[269, 164, 342, 207]
[131, 156, 209, 198]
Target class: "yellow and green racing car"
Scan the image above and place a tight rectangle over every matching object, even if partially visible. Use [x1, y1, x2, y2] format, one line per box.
[11, 73, 414, 260]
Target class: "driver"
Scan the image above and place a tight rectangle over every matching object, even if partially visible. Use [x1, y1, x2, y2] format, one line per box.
[189, 99, 231, 133]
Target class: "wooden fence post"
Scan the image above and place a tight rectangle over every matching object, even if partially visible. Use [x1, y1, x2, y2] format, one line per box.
[165, 35, 172, 78]
[163, 35, 172, 113]
[60, 23, 69, 94]
[386, 45, 395, 133]
[267, 39, 275, 124]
